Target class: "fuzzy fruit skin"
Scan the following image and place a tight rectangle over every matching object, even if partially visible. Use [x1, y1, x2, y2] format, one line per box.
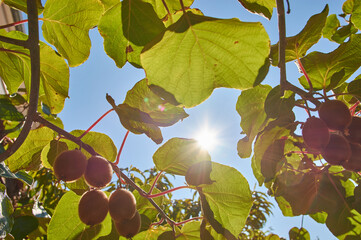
[109, 189, 137, 222]
[185, 161, 214, 186]
[322, 134, 351, 165]
[302, 117, 330, 151]
[84, 155, 113, 188]
[53, 149, 87, 182]
[78, 190, 109, 226]
[114, 211, 141, 238]
[346, 116, 361, 144]
[342, 142, 361, 172]
[318, 100, 351, 131]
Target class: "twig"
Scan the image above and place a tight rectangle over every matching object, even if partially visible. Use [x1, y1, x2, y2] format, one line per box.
[297, 58, 313, 92]
[0, 0, 40, 163]
[161, 0, 173, 24]
[148, 170, 164, 195]
[0, 19, 29, 30]
[175, 216, 203, 226]
[115, 130, 129, 165]
[35, 115, 98, 155]
[78, 109, 114, 139]
[276, 0, 287, 95]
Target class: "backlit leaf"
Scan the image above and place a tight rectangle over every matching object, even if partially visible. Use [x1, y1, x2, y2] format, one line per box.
[252, 126, 290, 185]
[143, 0, 194, 19]
[322, 14, 340, 41]
[5, 127, 54, 172]
[141, 12, 270, 107]
[3, 0, 43, 14]
[107, 95, 163, 144]
[41, 140, 68, 169]
[178, 221, 201, 240]
[133, 185, 163, 221]
[299, 34, 361, 90]
[153, 138, 211, 175]
[347, 75, 361, 100]
[270, 5, 328, 66]
[236, 84, 272, 158]
[124, 79, 188, 127]
[202, 162, 252, 238]
[98, 0, 165, 68]
[288, 227, 310, 240]
[261, 139, 286, 182]
[237, 0, 276, 20]
[0, 30, 69, 114]
[48, 191, 112, 240]
[42, 0, 103, 67]
[0, 96, 24, 121]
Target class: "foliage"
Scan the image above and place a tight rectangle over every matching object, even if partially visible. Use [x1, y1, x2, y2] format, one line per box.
[0, 0, 361, 239]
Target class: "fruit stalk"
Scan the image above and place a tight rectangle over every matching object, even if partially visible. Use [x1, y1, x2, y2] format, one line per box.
[175, 216, 203, 226]
[78, 109, 114, 139]
[147, 185, 191, 198]
[115, 130, 130, 165]
[148, 171, 164, 195]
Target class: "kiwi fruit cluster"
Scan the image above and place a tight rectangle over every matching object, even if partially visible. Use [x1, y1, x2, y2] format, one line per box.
[53, 150, 141, 237]
[78, 188, 141, 238]
[302, 100, 361, 171]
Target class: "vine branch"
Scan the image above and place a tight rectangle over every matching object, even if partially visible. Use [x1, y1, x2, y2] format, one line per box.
[276, 0, 287, 95]
[0, 0, 40, 163]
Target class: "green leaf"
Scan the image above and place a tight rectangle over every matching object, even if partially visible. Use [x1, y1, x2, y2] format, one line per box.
[352, 0, 361, 30]
[202, 162, 252, 238]
[10, 216, 39, 240]
[299, 34, 361, 90]
[128, 226, 171, 240]
[0, 97, 24, 121]
[5, 127, 54, 172]
[252, 126, 290, 185]
[310, 212, 328, 224]
[261, 139, 286, 182]
[343, 0, 354, 14]
[99, 0, 119, 11]
[42, 0, 104, 67]
[270, 5, 328, 66]
[326, 209, 361, 239]
[331, 23, 358, 44]
[107, 95, 163, 144]
[48, 191, 112, 240]
[153, 138, 211, 175]
[124, 79, 188, 127]
[133, 185, 163, 221]
[98, 0, 165, 68]
[264, 86, 295, 119]
[237, 0, 276, 20]
[322, 14, 340, 41]
[41, 140, 68, 169]
[288, 227, 310, 240]
[0, 162, 33, 185]
[68, 130, 117, 162]
[178, 221, 201, 239]
[0, 30, 70, 114]
[143, 0, 194, 19]
[348, 75, 361, 100]
[3, 0, 43, 14]
[0, 183, 14, 238]
[236, 84, 272, 158]
[141, 12, 270, 108]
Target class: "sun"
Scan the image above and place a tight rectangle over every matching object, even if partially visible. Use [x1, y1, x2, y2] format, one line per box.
[194, 127, 219, 151]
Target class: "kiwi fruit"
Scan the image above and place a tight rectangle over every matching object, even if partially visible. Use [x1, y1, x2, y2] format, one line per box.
[78, 189, 109, 225]
[302, 117, 330, 151]
[53, 149, 87, 182]
[318, 100, 351, 131]
[114, 211, 141, 238]
[109, 189, 137, 222]
[84, 155, 113, 188]
[322, 134, 351, 165]
[185, 161, 214, 186]
[346, 116, 361, 144]
[342, 142, 361, 171]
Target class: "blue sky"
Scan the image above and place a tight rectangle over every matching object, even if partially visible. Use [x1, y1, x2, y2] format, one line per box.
[52, 0, 355, 239]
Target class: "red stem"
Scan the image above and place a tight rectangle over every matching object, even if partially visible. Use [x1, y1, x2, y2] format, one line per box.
[113, 166, 127, 185]
[350, 101, 360, 115]
[297, 58, 313, 92]
[78, 109, 114, 139]
[0, 48, 30, 57]
[146, 186, 191, 198]
[115, 130, 129, 165]
[148, 171, 164, 195]
[175, 216, 203, 226]
[0, 19, 29, 30]
[150, 218, 164, 226]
